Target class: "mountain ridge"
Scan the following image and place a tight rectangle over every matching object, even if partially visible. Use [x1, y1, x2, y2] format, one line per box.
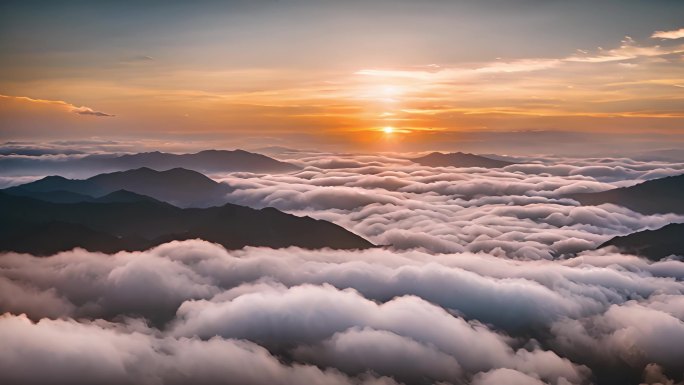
[568, 174, 684, 215]
[599, 223, 684, 260]
[5, 167, 232, 208]
[0, 191, 374, 255]
[411, 152, 515, 168]
[0, 149, 300, 176]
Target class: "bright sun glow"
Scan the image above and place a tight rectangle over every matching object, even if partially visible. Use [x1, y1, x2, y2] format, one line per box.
[382, 86, 399, 96]
[383, 126, 395, 134]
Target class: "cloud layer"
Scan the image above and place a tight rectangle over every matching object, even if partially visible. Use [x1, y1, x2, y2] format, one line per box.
[1, 238, 683, 384]
[217, 153, 684, 258]
[1, 153, 683, 384]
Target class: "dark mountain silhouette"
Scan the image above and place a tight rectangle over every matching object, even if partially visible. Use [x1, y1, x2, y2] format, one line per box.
[411, 152, 515, 168]
[0, 221, 142, 256]
[93, 189, 169, 204]
[5, 167, 232, 208]
[0, 149, 300, 176]
[2, 188, 166, 205]
[0, 192, 374, 255]
[599, 223, 684, 260]
[107, 149, 300, 173]
[2, 189, 95, 203]
[569, 174, 684, 215]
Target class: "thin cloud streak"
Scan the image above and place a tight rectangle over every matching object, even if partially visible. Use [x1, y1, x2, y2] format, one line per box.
[1, 26, 683, 147]
[0, 94, 114, 118]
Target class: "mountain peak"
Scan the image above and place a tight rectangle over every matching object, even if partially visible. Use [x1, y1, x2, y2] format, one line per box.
[92, 167, 216, 181]
[95, 189, 167, 205]
[7, 167, 231, 208]
[129, 166, 156, 173]
[39, 175, 69, 182]
[412, 152, 514, 168]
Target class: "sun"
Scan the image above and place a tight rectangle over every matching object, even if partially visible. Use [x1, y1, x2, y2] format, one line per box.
[383, 126, 395, 134]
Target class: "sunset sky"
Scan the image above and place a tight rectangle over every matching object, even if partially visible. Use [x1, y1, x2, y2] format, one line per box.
[2, 4, 684, 384]
[1, 0, 683, 155]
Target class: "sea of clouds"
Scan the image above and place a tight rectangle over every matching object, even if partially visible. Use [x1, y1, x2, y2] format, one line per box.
[218, 153, 684, 258]
[1, 151, 683, 385]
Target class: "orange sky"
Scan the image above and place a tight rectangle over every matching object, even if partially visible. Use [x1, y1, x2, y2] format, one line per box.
[1, 1, 683, 155]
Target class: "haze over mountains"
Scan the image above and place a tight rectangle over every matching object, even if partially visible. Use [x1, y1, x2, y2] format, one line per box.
[0, 149, 300, 177]
[5, 167, 233, 208]
[411, 152, 515, 168]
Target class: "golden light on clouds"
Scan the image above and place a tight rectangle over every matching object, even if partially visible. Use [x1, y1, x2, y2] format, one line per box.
[651, 27, 684, 40]
[1, 24, 683, 149]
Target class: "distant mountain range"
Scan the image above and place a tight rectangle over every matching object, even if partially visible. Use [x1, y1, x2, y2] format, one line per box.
[0, 149, 300, 176]
[411, 152, 515, 168]
[0, 191, 374, 255]
[568, 174, 684, 215]
[5, 167, 232, 208]
[599, 223, 683, 260]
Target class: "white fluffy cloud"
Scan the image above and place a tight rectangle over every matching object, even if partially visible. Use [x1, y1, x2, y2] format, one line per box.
[2, 153, 683, 384]
[1, 237, 683, 384]
[215, 154, 684, 257]
[0, 314, 401, 385]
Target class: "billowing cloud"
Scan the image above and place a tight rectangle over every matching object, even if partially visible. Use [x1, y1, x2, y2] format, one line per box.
[0, 314, 400, 385]
[1, 235, 683, 383]
[215, 153, 684, 257]
[1, 153, 683, 384]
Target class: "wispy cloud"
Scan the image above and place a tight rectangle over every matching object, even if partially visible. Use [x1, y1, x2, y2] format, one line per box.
[652, 28, 684, 40]
[72, 106, 115, 117]
[356, 58, 562, 80]
[346, 29, 684, 133]
[358, 34, 683, 81]
[0, 94, 114, 117]
[567, 36, 684, 63]
[120, 55, 155, 65]
[2, 25, 682, 145]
